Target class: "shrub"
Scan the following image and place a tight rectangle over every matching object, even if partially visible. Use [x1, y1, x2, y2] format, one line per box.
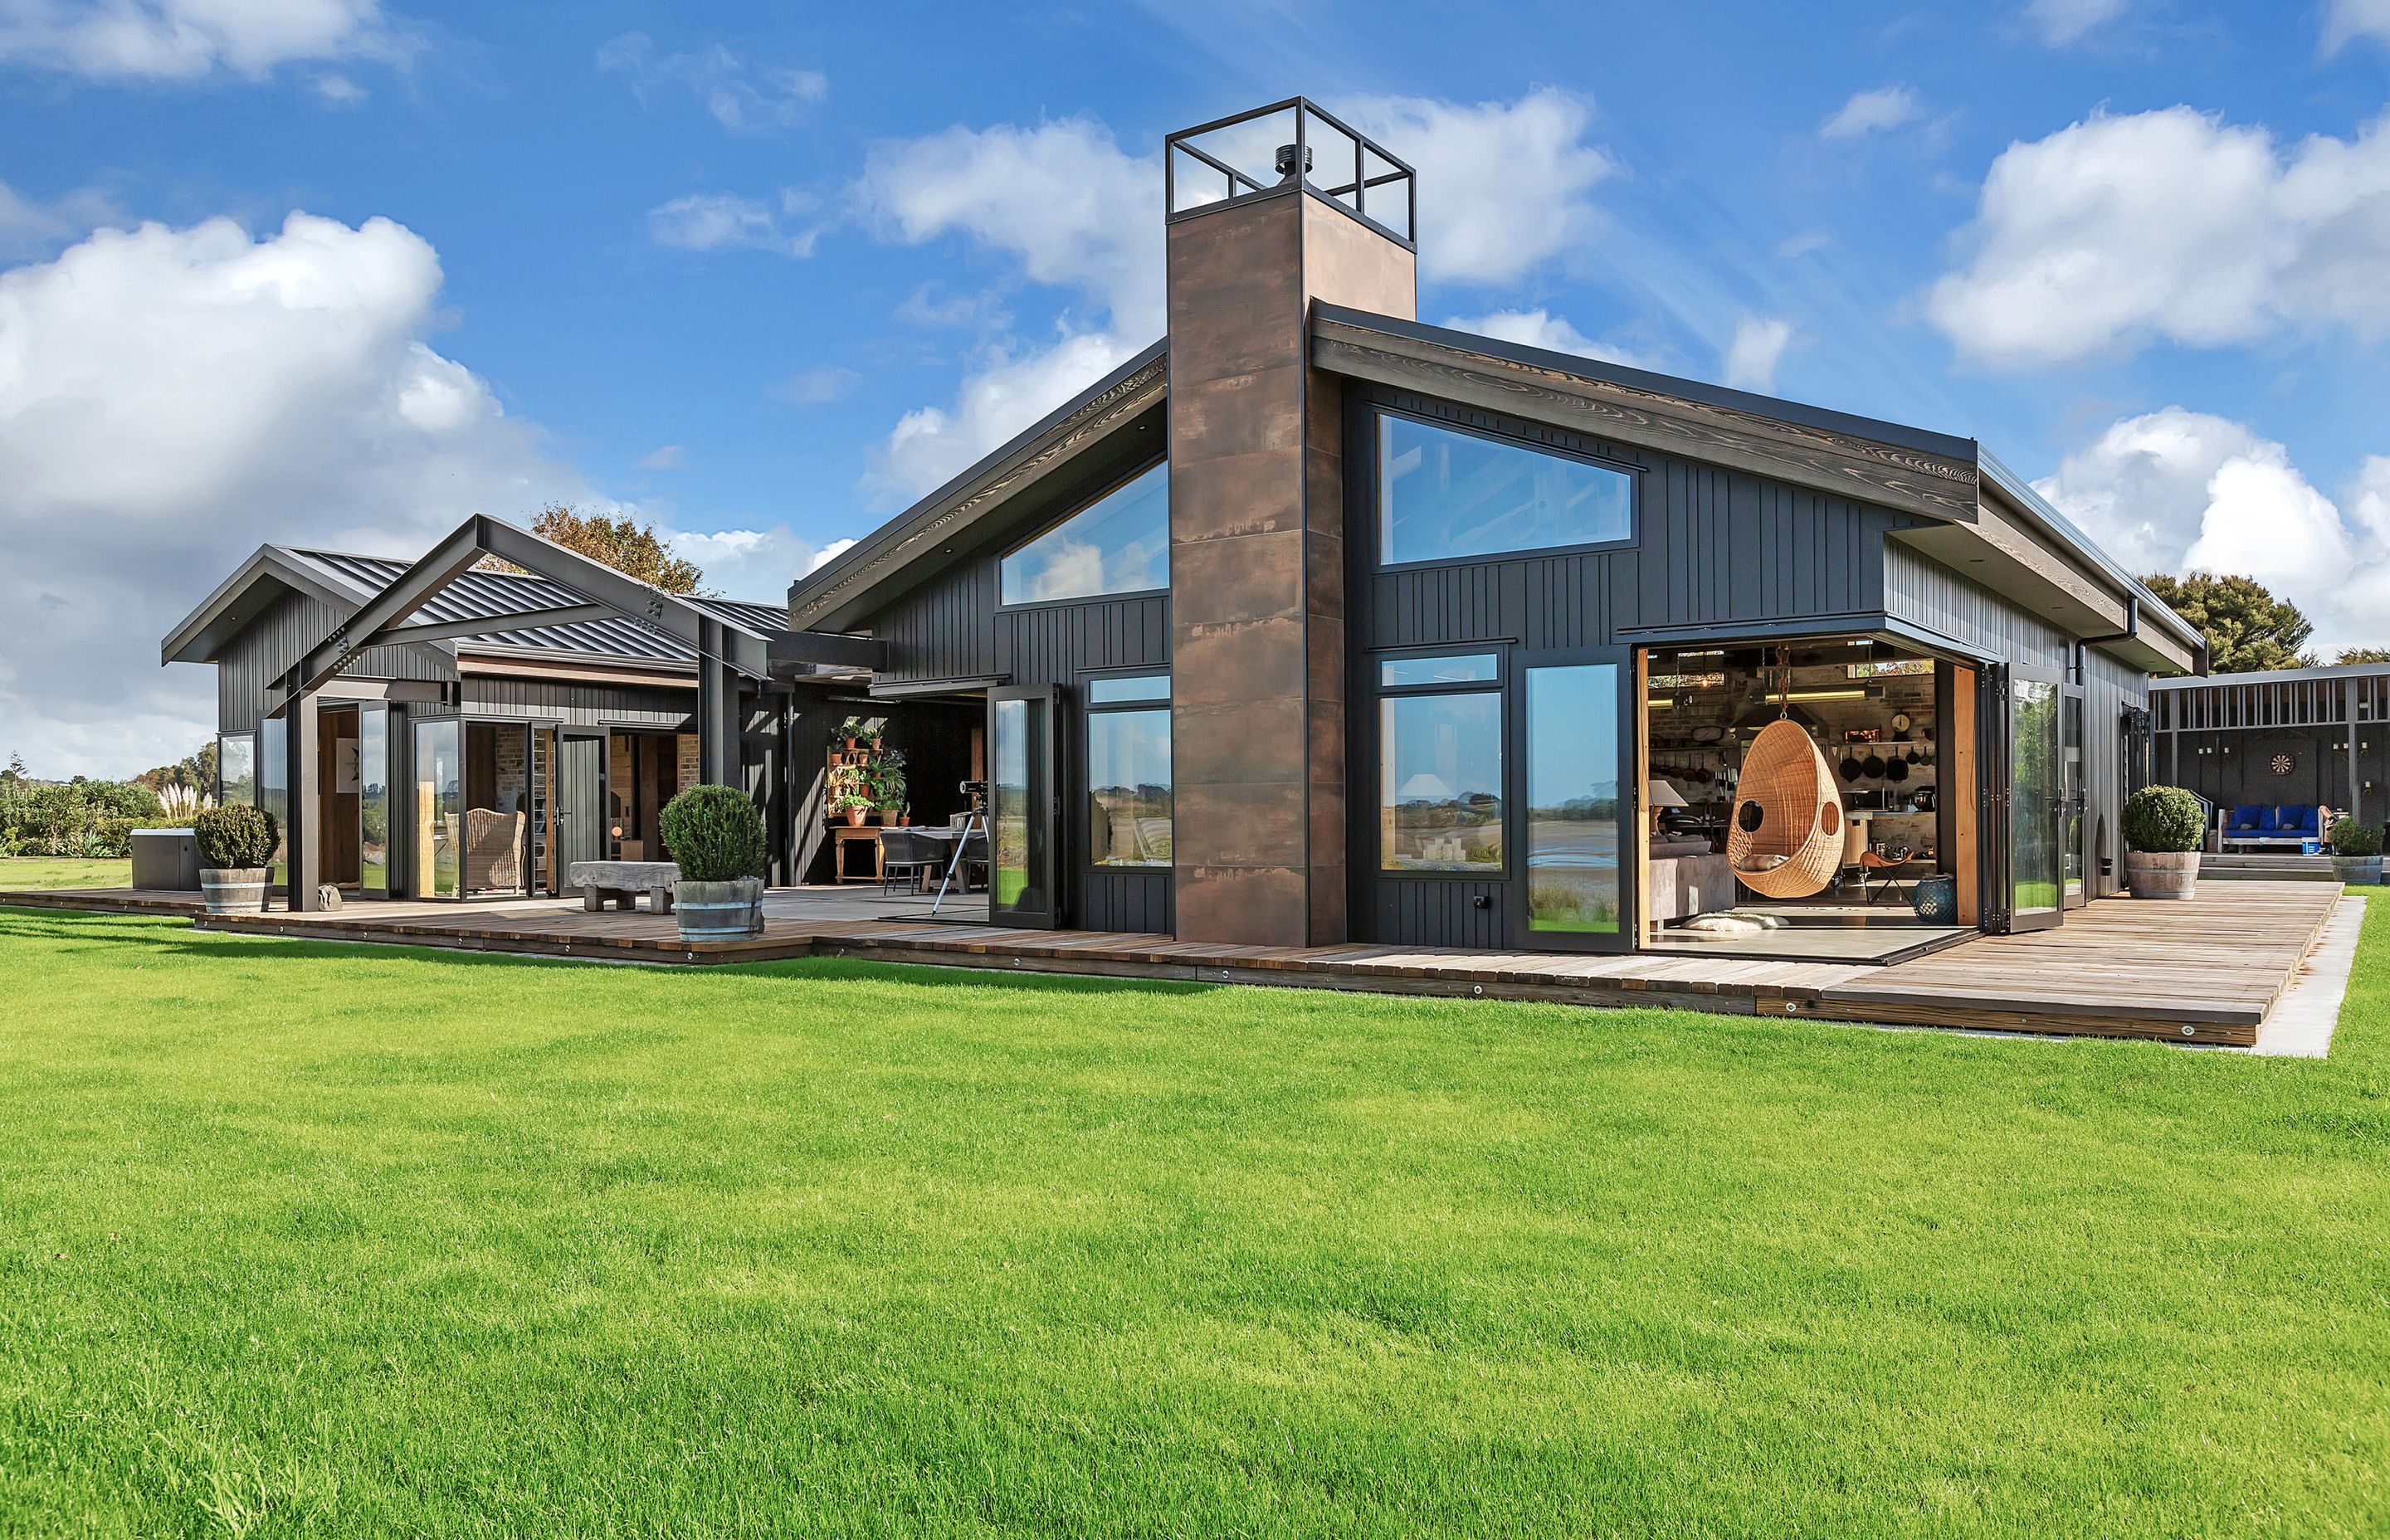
[0, 779, 165, 857]
[194, 805, 280, 870]
[2121, 786, 2205, 854]
[660, 784, 767, 883]
[2329, 821, 2384, 857]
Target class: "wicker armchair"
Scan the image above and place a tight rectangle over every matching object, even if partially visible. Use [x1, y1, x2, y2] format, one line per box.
[463, 807, 526, 894]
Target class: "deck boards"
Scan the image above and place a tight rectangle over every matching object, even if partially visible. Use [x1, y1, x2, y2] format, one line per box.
[0, 880, 2345, 1047]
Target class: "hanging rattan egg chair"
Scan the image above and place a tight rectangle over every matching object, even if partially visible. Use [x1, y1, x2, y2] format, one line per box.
[1725, 657, 1846, 899]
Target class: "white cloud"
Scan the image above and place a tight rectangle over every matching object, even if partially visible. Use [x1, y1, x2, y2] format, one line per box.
[2035, 407, 2390, 654]
[645, 190, 817, 257]
[0, 179, 120, 259]
[664, 526, 848, 603]
[853, 117, 1160, 501]
[1338, 87, 1614, 285]
[1929, 105, 2390, 369]
[2327, 0, 2390, 51]
[1820, 85, 1924, 140]
[1442, 308, 1655, 369]
[1777, 231, 1830, 259]
[596, 32, 825, 134]
[856, 116, 1161, 333]
[310, 69, 364, 105]
[635, 444, 684, 470]
[866, 330, 1139, 502]
[805, 537, 855, 575]
[0, 209, 589, 777]
[0, 0, 410, 80]
[2024, 0, 2131, 46]
[1722, 314, 1795, 391]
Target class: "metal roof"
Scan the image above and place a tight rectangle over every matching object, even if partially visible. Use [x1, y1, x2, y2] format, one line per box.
[2149, 660, 2390, 690]
[285, 548, 788, 668]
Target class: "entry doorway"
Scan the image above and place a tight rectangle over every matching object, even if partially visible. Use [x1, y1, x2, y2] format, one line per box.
[312, 702, 391, 899]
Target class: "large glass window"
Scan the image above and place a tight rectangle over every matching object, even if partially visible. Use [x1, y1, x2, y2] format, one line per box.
[1087, 699, 1172, 869]
[999, 461, 1168, 604]
[1380, 691, 1504, 871]
[257, 716, 287, 889]
[217, 733, 256, 809]
[2012, 679, 2061, 919]
[1380, 415, 1632, 567]
[414, 719, 461, 899]
[1525, 664, 1622, 933]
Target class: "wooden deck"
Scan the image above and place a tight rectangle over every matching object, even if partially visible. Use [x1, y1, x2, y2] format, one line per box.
[2, 880, 2346, 1047]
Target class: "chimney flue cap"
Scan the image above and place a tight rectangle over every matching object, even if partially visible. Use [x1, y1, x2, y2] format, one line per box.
[1274, 143, 1311, 183]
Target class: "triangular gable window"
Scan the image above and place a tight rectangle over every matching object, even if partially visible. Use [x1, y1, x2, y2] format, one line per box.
[999, 461, 1168, 605]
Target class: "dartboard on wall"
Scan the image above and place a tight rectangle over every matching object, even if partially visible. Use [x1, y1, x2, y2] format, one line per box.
[2270, 752, 2295, 777]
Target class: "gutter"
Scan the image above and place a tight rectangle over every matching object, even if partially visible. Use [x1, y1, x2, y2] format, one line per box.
[1976, 452, 2205, 661]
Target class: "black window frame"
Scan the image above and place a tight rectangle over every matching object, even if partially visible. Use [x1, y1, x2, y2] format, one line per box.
[1372, 407, 1641, 574]
[995, 455, 1172, 611]
[1373, 644, 1511, 880]
[1079, 669, 1174, 878]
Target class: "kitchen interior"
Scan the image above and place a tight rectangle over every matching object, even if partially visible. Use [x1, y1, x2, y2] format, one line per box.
[1642, 637, 1973, 963]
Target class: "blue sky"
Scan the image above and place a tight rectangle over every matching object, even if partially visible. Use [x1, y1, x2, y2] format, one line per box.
[5, 0, 2390, 773]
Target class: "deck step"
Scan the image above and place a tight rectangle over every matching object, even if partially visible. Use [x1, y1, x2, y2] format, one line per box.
[2204, 865, 2344, 882]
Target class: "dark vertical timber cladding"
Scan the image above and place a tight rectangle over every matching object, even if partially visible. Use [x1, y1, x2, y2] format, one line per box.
[875, 559, 1000, 685]
[997, 594, 1174, 933]
[458, 675, 693, 729]
[1345, 383, 1913, 947]
[217, 589, 447, 733]
[1883, 540, 2144, 899]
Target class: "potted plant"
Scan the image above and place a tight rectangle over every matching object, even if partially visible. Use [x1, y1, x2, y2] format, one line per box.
[193, 804, 278, 914]
[868, 752, 907, 826]
[2121, 785, 2204, 899]
[832, 792, 873, 828]
[2328, 819, 2383, 885]
[660, 785, 768, 939]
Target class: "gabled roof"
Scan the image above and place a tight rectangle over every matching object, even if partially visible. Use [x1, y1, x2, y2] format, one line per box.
[163, 543, 788, 673]
[788, 338, 1168, 633]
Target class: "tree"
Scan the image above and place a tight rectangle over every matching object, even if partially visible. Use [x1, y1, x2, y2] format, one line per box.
[2140, 572, 2317, 674]
[490, 504, 705, 594]
[2334, 646, 2390, 665]
[135, 740, 217, 793]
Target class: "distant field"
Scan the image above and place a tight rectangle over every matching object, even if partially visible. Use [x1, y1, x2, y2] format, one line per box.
[0, 857, 130, 890]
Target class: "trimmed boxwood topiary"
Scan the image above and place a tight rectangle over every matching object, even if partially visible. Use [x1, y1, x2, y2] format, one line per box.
[193, 804, 279, 870]
[2330, 821, 2384, 857]
[660, 785, 767, 883]
[2121, 785, 2204, 855]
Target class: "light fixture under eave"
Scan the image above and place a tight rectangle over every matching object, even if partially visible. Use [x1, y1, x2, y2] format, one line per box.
[1648, 697, 1677, 710]
[1783, 686, 1873, 702]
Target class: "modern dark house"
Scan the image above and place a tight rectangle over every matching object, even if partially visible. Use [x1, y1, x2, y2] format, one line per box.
[782, 100, 2203, 958]
[167, 100, 2206, 961]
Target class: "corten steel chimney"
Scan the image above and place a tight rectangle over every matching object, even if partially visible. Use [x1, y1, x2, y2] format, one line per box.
[1162, 100, 1417, 948]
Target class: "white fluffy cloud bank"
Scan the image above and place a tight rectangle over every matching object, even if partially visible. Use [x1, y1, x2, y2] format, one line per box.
[0, 0, 409, 79]
[0, 210, 586, 777]
[1930, 105, 2390, 368]
[2036, 408, 2390, 655]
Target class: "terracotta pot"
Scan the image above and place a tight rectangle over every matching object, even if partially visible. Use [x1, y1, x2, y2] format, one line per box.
[843, 808, 867, 827]
[2125, 850, 2199, 900]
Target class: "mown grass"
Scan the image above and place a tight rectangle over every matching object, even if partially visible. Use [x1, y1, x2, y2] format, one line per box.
[1, 895, 2386, 1538]
[0, 857, 131, 889]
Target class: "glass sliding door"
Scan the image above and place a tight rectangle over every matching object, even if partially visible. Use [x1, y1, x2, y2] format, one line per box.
[988, 685, 1059, 926]
[414, 718, 461, 899]
[2007, 670, 2063, 932]
[1521, 659, 1628, 948]
[217, 733, 256, 809]
[358, 704, 390, 898]
[2061, 689, 2085, 908]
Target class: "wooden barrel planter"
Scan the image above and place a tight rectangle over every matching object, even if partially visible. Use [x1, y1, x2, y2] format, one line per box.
[674, 877, 765, 940]
[2125, 851, 2199, 900]
[1726, 719, 1846, 900]
[198, 868, 269, 914]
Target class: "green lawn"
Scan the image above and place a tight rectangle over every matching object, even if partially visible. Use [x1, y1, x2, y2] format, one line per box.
[2, 897, 2386, 1538]
[0, 856, 131, 889]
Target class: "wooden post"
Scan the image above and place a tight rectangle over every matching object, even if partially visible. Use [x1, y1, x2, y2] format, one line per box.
[1634, 648, 1653, 948]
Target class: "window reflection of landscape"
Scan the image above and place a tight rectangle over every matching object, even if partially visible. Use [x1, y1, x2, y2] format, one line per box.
[1380, 692, 1503, 870]
[999, 462, 1168, 605]
[1526, 664, 1622, 933]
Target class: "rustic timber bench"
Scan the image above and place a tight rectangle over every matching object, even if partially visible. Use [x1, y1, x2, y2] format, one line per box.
[566, 860, 680, 914]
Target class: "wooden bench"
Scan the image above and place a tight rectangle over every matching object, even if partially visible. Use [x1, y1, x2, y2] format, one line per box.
[566, 860, 680, 914]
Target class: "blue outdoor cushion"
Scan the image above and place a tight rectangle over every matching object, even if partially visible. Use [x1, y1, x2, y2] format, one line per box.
[2231, 805, 2266, 831]
[2279, 806, 2318, 835]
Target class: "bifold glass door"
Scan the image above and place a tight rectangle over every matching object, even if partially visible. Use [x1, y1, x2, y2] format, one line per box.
[414, 719, 461, 899]
[358, 704, 389, 899]
[2001, 667, 2064, 933]
[989, 685, 1060, 927]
